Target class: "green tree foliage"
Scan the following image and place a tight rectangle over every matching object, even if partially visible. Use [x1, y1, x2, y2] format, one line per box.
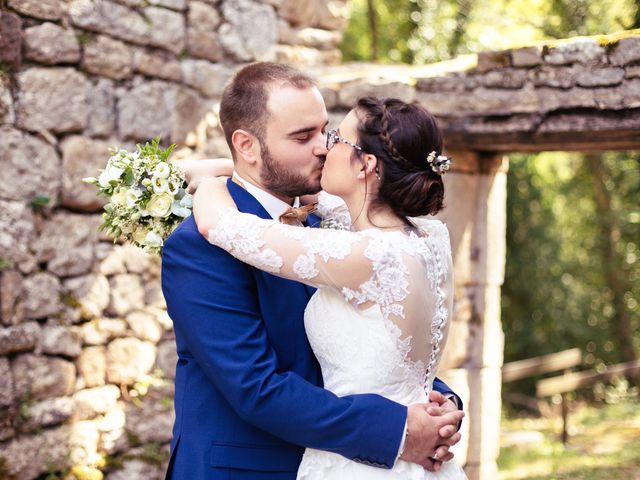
[503, 154, 639, 380]
[342, 0, 638, 63]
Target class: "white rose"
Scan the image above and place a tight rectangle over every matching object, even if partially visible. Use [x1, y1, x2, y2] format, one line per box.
[154, 162, 171, 178]
[147, 194, 173, 217]
[144, 230, 164, 248]
[133, 227, 149, 244]
[98, 164, 125, 187]
[152, 176, 168, 194]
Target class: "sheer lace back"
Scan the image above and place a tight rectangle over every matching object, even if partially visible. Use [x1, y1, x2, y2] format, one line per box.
[206, 192, 454, 399]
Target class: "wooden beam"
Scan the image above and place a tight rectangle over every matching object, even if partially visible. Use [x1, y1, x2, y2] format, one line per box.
[536, 360, 640, 397]
[502, 348, 582, 383]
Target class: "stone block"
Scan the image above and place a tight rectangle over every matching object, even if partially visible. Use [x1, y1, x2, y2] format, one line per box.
[475, 50, 511, 72]
[187, 1, 221, 30]
[69, 0, 185, 54]
[0, 11, 22, 67]
[73, 385, 120, 419]
[576, 67, 625, 87]
[78, 318, 127, 345]
[77, 345, 107, 387]
[593, 78, 640, 109]
[0, 358, 14, 406]
[0, 321, 40, 355]
[338, 81, 416, 108]
[132, 47, 182, 82]
[64, 274, 111, 321]
[530, 65, 577, 88]
[116, 80, 174, 142]
[219, 0, 278, 61]
[278, 0, 317, 26]
[608, 37, 640, 66]
[173, 85, 211, 144]
[106, 337, 156, 384]
[155, 340, 177, 379]
[186, 28, 223, 61]
[1, 270, 25, 326]
[544, 39, 606, 65]
[126, 310, 162, 343]
[294, 27, 342, 49]
[12, 353, 76, 401]
[315, 0, 350, 31]
[465, 367, 502, 471]
[0, 425, 71, 479]
[0, 75, 14, 125]
[82, 34, 134, 80]
[70, 419, 100, 465]
[23, 22, 80, 65]
[41, 325, 82, 357]
[148, 0, 187, 9]
[468, 285, 504, 369]
[32, 212, 101, 277]
[106, 459, 165, 480]
[60, 135, 112, 211]
[0, 127, 61, 205]
[18, 396, 74, 432]
[626, 66, 640, 79]
[415, 75, 466, 93]
[15, 67, 88, 133]
[108, 274, 146, 316]
[86, 78, 116, 137]
[0, 200, 36, 275]
[125, 397, 174, 444]
[479, 69, 528, 89]
[511, 46, 543, 67]
[536, 86, 597, 112]
[181, 59, 231, 97]
[7, 0, 64, 20]
[272, 44, 341, 66]
[23, 273, 63, 319]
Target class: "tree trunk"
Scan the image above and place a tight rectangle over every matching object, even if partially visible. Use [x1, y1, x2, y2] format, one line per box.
[448, 0, 474, 57]
[586, 154, 638, 368]
[367, 0, 379, 61]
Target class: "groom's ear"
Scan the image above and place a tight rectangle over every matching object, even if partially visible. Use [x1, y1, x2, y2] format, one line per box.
[231, 129, 259, 165]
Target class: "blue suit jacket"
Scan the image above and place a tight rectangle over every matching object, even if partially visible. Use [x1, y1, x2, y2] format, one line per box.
[161, 179, 459, 479]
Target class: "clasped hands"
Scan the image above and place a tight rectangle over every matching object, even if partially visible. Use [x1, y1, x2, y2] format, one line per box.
[400, 391, 464, 472]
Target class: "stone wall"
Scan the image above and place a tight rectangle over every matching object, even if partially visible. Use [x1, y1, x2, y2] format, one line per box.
[0, 1, 349, 478]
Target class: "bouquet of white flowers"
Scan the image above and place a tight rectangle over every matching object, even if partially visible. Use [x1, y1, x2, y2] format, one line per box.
[83, 139, 192, 255]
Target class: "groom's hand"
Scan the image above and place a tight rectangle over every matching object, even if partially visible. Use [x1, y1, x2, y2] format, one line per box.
[400, 403, 463, 471]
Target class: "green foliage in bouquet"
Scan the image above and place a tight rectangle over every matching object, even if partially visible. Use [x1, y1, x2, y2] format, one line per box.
[84, 138, 192, 255]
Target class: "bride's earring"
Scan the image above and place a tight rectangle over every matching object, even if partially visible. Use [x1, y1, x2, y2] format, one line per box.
[375, 167, 380, 180]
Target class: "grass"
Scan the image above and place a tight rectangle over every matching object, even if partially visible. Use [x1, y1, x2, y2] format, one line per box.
[498, 398, 640, 480]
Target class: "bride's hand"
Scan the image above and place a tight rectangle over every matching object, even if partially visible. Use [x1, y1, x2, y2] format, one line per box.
[174, 158, 234, 193]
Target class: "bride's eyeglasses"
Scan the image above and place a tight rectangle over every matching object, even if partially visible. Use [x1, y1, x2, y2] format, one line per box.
[326, 130, 363, 152]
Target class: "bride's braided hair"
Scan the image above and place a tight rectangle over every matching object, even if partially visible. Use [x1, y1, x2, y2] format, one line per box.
[354, 96, 445, 219]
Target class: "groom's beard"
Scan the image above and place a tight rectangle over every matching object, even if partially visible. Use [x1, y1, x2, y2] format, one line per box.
[259, 141, 323, 198]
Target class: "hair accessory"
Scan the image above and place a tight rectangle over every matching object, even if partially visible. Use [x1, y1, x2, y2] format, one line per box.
[426, 151, 452, 175]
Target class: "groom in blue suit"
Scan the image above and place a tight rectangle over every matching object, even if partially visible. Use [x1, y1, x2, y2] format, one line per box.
[162, 62, 463, 479]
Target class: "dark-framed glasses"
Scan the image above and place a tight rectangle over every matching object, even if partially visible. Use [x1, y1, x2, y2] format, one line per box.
[326, 129, 363, 152]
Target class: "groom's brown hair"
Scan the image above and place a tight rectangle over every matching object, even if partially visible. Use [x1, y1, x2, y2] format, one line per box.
[219, 62, 315, 158]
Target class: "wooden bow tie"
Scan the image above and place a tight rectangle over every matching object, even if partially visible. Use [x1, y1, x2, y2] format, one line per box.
[279, 204, 318, 225]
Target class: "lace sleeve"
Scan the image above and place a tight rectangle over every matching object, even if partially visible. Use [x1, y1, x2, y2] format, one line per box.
[315, 191, 352, 230]
[207, 208, 410, 317]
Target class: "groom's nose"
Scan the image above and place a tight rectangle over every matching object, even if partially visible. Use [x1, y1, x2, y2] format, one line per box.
[312, 131, 328, 157]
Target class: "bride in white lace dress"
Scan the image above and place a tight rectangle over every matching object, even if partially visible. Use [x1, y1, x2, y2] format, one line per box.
[193, 97, 467, 480]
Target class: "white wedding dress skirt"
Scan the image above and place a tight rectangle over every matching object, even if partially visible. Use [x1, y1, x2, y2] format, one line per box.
[296, 288, 467, 480]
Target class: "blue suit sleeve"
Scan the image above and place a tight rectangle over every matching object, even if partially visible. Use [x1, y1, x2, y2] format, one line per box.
[162, 224, 407, 468]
